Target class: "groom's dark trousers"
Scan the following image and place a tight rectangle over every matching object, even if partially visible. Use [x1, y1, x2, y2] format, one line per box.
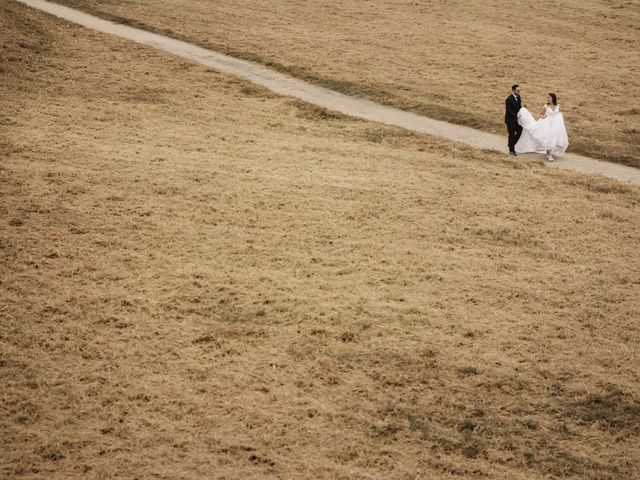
[505, 94, 523, 153]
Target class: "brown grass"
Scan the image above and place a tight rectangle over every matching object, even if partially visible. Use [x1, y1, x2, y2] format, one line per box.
[2, 2, 640, 479]
[50, 0, 640, 167]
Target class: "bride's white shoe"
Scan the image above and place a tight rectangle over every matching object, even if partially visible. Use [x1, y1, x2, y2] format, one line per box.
[547, 154, 554, 162]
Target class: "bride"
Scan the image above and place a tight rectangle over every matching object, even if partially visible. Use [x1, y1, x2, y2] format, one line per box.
[515, 93, 569, 161]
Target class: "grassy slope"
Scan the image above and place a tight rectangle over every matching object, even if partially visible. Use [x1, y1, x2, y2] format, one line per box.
[51, 0, 640, 168]
[2, 2, 640, 479]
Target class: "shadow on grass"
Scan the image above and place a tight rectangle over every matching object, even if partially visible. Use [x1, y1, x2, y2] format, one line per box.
[371, 382, 638, 480]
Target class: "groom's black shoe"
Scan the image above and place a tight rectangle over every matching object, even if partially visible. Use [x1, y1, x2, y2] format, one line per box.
[509, 151, 517, 156]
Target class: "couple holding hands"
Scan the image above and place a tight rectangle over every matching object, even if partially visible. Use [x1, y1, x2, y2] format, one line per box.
[505, 84, 569, 162]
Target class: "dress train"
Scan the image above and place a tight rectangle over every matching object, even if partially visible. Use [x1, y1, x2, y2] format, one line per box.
[515, 105, 569, 157]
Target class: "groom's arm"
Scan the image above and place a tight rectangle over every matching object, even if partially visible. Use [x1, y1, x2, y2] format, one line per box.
[506, 97, 520, 117]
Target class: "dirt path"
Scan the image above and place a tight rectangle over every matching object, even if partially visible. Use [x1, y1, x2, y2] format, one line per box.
[16, 0, 640, 186]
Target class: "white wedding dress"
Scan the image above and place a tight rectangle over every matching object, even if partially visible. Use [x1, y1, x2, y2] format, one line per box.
[515, 105, 569, 156]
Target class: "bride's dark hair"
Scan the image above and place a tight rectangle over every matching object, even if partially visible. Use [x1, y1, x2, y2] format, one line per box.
[548, 93, 558, 105]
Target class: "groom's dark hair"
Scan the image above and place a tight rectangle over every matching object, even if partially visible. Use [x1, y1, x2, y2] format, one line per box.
[512, 84, 519, 90]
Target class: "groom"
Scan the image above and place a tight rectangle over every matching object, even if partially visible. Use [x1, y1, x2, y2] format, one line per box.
[505, 84, 523, 156]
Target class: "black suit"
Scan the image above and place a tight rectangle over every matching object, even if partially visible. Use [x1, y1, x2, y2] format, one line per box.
[505, 94, 523, 153]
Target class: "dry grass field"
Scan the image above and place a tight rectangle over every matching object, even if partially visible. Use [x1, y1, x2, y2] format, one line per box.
[51, 0, 640, 167]
[2, 2, 640, 479]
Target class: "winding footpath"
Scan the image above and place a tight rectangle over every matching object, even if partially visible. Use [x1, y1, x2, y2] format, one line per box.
[16, 0, 640, 186]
